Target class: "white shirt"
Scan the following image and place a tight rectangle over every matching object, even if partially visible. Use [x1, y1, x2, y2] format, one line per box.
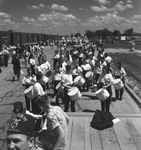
[62, 74, 73, 85]
[114, 67, 126, 77]
[81, 64, 91, 71]
[101, 73, 114, 86]
[30, 58, 36, 65]
[72, 66, 83, 75]
[33, 82, 45, 98]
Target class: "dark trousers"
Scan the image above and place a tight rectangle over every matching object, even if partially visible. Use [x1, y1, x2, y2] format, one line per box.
[30, 65, 35, 75]
[115, 88, 124, 99]
[53, 59, 59, 70]
[31, 99, 41, 131]
[4, 55, 8, 67]
[64, 87, 75, 112]
[25, 95, 30, 111]
[53, 80, 61, 106]
[82, 70, 90, 91]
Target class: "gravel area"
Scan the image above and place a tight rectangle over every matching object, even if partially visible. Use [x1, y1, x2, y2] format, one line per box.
[126, 75, 141, 98]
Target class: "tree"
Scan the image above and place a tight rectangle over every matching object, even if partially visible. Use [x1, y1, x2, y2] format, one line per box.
[123, 28, 133, 36]
[74, 32, 81, 37]
[85, 30, 96, 38]
[112, 30, 121, 36]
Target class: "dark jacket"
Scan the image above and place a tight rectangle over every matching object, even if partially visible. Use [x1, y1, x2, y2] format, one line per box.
[12, 57, 21, 71]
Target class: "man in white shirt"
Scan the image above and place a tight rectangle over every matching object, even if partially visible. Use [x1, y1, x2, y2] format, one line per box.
[62, 65, 75, 112]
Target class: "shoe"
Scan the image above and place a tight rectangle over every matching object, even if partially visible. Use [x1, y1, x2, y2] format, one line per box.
[119, 97, 122, 100]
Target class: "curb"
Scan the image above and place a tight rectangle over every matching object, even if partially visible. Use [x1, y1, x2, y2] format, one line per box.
[125, 83, 141, 107]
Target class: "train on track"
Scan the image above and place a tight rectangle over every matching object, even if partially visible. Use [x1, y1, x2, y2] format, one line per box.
[0, 30, 60, 49]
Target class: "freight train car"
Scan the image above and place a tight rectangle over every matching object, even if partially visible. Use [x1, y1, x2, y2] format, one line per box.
[0, 30, 59, 50]
[0, 31, 11, 48]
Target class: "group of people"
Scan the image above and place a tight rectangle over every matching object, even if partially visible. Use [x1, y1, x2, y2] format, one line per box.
[5, 35, 127, 150]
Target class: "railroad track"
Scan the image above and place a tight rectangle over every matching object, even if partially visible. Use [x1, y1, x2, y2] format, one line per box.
[108, 52, 141, 84]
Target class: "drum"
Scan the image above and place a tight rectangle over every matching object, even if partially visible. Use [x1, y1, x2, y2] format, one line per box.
[68, 87, 82, 101]
[39, 76, 49, 86]
[113, 79, 124, 90]
[24, 86, 34, 100]
[85, 71, 93, 81]
[56, 82, 64, 93]
[105, 56, 112, 64]
[74, 76, 85, 87]
[95, 88, 110, 101]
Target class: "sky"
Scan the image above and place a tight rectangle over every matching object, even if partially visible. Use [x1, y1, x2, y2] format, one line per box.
[0, 0, 141, 35]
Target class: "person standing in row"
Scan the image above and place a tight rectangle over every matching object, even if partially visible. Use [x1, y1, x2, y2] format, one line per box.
[38, 47, 47, 66]
[22, 67, 36, 111]
[53, 50, 60, 70]
[32, 73, 45, 131]
[113, 61, 126, 100]
[52, 64, 63, 106]
[62, 64, 75, 112]
[12, 53, 21, 81]
[97, 65, 114, 112]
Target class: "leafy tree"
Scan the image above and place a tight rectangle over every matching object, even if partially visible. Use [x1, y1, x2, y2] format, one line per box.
[123, 28, 133, 36]
[74, 32, 81, 37]
[112, 30, 121, 36]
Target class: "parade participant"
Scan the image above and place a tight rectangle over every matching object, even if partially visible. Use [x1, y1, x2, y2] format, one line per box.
[113, 61, 126, 100]
[35, 93, 69, 150]
[97, 65, 114, 112]
[64, 50, 73, 65]
[130, 39, 135, 52]
[7, 113, 36, 150]
[38, 46, 47, 65]
[2, 47, 9, 67]
[81, 58, 92, 91]
[22, 67, 36, 111]
[15, 44, 21, 57]
[78, 48, 84, 66]
[23, 47, 30, 68]
[93, 60, 103, 84]
[89, 53, 96, 71]
[11, 53, 21, 81]
[32, 73, 45, 131]
[29, 54, 36, 75]
[62, 64, 75, 112]
[51, 63, 63, 106]
[53, 50, 60, 70]
[40, 59, 52, 89]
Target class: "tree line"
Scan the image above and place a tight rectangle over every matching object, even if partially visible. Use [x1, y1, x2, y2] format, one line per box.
[74, 28, 141, 39]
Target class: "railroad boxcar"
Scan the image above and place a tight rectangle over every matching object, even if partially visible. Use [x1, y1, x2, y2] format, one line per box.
[21, 32, 28, 45]
[12, 32, 21, 46]
[0, 31, 11, 48]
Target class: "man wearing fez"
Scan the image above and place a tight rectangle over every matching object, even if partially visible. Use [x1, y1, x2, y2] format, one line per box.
[7, 114, 36, 150]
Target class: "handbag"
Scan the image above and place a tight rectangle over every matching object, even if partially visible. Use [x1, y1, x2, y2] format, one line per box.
[90, 110, 115, 130]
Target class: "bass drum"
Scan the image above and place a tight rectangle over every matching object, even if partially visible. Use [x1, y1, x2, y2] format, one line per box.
[68, 87, 82, 101]
[113, 79, 124, 90]
[95, 88, 110, 101]
[24, 86, 34, 100]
